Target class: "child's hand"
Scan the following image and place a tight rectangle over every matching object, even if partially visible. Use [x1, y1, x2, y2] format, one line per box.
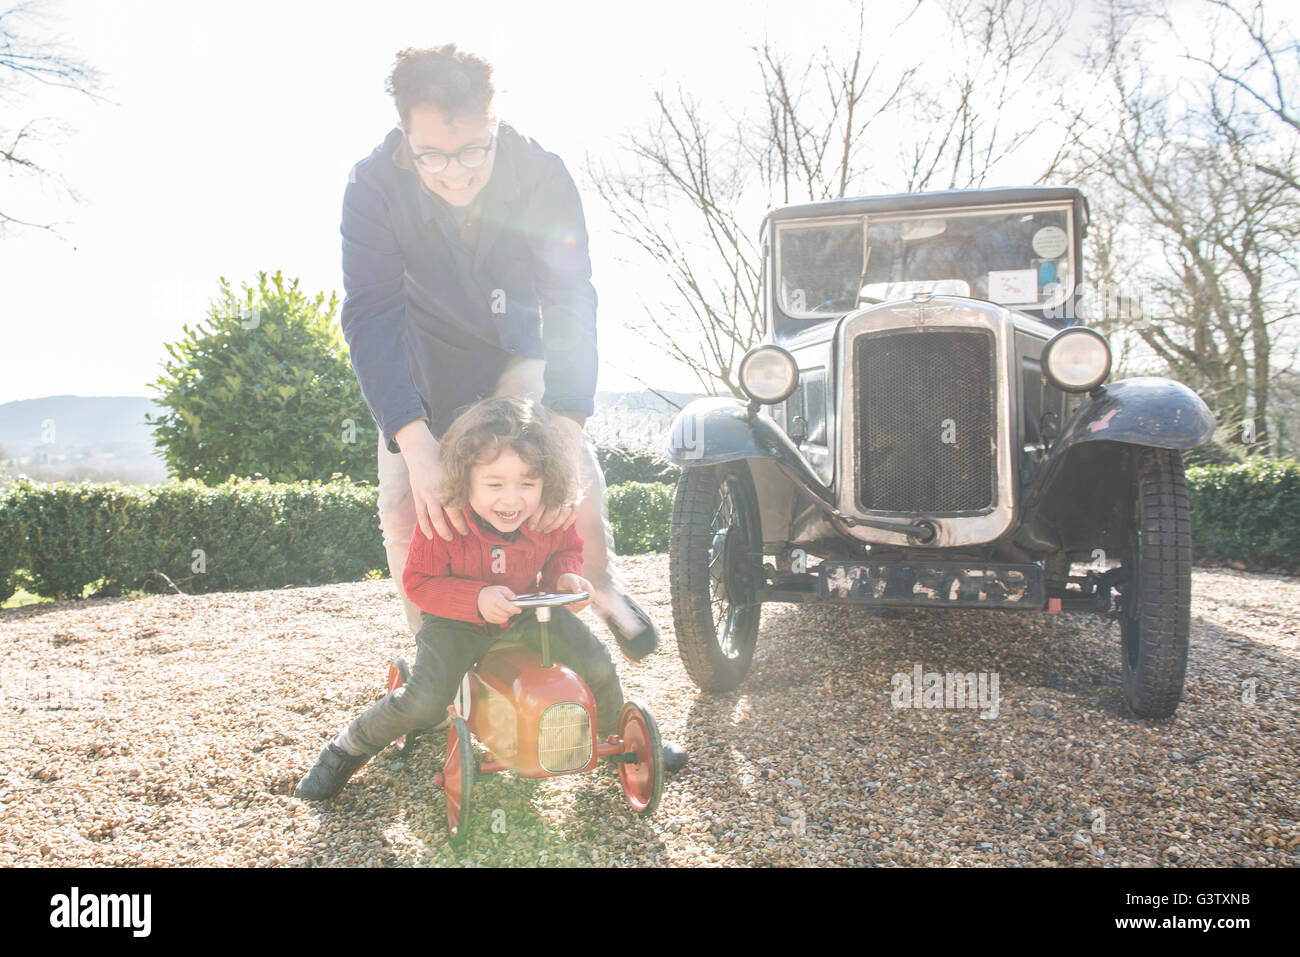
[478, 585, 522, 625]
[556, 573, 594, 613]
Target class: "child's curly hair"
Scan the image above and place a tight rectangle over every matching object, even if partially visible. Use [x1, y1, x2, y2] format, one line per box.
[437, 397, 581, 512]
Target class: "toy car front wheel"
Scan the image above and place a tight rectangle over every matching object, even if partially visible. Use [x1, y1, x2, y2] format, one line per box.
[1118, 448, 1192, 718]
[443, 715, 477, 848]
[617, 700, 663, 816]
[670, 463, 763, 691]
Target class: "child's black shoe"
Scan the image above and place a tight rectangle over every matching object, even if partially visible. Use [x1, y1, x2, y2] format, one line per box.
[294, 743, 370, 801]
[663, 742, 689, 775]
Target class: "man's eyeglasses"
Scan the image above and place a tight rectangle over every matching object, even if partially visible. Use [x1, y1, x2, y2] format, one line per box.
[407, 133, 496, 174]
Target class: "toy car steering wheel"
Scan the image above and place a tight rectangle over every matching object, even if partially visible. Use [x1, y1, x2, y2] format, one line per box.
[509, 591, 589, 609]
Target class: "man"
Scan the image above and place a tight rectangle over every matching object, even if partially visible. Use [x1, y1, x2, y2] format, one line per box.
[340, 47, 661, 681]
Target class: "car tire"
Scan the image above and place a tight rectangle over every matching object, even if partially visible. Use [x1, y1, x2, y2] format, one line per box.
[1119, 448, 1192, 719]
[670, 462, 763, 691]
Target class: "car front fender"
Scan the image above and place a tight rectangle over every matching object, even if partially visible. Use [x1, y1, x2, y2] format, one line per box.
[1014, 377, 1215, 555]
[664, 397, 829, 493]
[1049, 376, 1216, 456]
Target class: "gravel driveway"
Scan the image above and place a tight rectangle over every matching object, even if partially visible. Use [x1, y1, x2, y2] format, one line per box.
[1, 556, 1296, 867]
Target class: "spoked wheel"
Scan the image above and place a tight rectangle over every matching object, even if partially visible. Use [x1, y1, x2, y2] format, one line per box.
[1117, 448, 1193, 718]
[616, 700, 663, 816]
[386, 658, 414, 755]
[670, 463, 763, 691]
[440, 715, 477, 849]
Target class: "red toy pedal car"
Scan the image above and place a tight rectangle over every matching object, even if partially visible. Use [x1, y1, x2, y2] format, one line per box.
[384, 592, 664, 847]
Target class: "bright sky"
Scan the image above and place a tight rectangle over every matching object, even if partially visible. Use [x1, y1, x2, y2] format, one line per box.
[0, 0, 1268, 406]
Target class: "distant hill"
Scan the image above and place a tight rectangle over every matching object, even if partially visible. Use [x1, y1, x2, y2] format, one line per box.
[0, 395, 169, 485]
[0, 390, 713, 485]
[0, 395, 160, 445]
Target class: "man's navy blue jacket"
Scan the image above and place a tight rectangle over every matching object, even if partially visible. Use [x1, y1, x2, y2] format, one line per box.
[339, 122, 598, 451]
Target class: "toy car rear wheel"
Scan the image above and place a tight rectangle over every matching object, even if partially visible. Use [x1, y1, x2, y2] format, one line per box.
[443, 715, 477, 849]
[1118, 448, 1192, 718]
[670, 463, 763, 691]
[617, 700, 663, 816]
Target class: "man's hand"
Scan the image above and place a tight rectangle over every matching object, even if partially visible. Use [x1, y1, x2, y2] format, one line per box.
[477, 585, 522, 625]
[528, 414, 583, 534]
[555, 573, 594, 613]
[396, 419, 471, 541]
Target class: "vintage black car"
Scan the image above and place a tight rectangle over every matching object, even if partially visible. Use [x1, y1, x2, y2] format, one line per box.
[664, 186, 1215, 718]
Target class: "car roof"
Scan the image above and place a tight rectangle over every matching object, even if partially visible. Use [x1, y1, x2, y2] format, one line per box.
[764, 185, 1089, 231]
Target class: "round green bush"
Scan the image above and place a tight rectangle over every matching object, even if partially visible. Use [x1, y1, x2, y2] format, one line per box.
[147, 271, 377, 485]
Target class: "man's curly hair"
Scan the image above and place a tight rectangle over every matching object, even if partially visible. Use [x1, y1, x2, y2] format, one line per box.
[386, 44, 495, 128]
[438, 397, 581, 513]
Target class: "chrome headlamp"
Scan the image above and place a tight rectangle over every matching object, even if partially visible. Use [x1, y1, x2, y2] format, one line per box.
[1042, 327, 1111, 393]
[738, 345, 799, 404]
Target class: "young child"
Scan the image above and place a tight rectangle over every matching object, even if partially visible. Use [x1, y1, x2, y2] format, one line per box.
[296, 396, 684, 801]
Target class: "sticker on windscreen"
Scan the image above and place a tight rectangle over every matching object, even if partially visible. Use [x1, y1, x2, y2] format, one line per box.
[1031, 225, 1068, 259]
[988, 269, 1038, 303]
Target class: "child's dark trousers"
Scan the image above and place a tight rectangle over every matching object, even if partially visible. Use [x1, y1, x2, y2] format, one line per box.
[339, 608, 624, 758]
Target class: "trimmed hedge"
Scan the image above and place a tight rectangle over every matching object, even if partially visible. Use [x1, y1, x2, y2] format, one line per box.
[0, 478, 385, 600]
[606, 481, 675, 555]
[0, 492, 20, 604]
[1187, 459, 1300, 571]
[4, 460, 1296, 602]
[3, 481, 153, 600]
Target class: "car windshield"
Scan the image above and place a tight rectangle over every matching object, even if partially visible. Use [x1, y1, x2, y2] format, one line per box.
[777, 206, 1073, 317]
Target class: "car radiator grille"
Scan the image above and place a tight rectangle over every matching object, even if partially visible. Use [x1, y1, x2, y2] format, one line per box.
[854, 329, 996, 512]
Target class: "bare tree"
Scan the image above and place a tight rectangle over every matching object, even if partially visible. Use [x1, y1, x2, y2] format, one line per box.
[1269, 368, 1300, 457]
[750, 2, 922, 206]
[1187, 0, 1300, 192]
[0, 0, 104, 237]
[589, 89, 764, 399]
[588, 0, 1079, 396]
[901, 0, 1074, 191]
[1075, 0, 1300, 457]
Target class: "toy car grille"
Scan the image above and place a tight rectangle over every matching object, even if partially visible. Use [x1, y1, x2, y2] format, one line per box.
[854, 329, 996, 512]
[537, 702, 592, 773]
